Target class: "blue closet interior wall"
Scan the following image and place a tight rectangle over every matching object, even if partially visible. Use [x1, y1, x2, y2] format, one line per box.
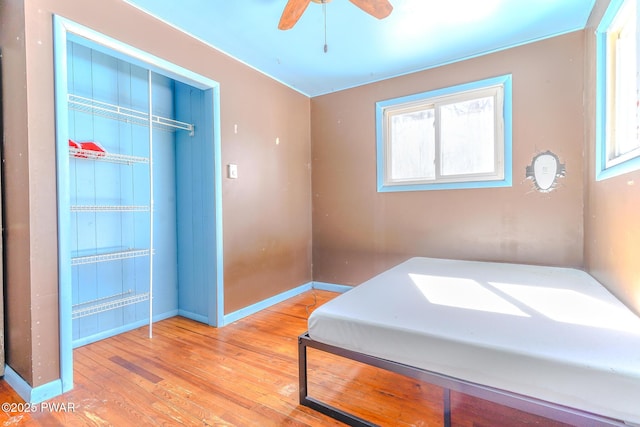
[175, 83, 217, 324]
[66, 41, 212, 347]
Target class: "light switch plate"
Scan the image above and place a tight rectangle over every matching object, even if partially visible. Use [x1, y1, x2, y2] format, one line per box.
[228, 164, 238, 179]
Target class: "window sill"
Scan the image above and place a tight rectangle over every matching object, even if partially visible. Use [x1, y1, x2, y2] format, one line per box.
[377, 177, 512, 192]
[596, 155, 640, 181]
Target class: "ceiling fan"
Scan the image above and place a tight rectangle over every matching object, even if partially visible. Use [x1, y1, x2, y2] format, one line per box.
[278, 0, 393, 30]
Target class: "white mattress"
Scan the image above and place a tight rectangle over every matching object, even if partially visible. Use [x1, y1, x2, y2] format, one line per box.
[308, 257, 640, 424]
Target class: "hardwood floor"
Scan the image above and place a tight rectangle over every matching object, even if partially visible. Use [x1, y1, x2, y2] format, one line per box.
[0, 290, 573, 426]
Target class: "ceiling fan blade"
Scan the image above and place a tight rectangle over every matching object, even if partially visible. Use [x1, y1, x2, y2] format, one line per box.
[348, 0, 393, 19]
[278, 0, 312, 30]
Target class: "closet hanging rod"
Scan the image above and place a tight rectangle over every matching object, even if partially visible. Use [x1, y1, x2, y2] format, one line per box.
[68, 94, 195, 136]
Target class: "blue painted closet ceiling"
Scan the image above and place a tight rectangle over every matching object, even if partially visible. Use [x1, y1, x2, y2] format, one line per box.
[124, 0, 596, 97]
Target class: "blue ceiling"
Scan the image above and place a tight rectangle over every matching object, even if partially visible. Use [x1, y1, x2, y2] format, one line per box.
[124, 0, 596, 97]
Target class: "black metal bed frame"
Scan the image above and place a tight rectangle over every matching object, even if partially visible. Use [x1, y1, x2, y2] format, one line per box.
[298, 332, 626, 427]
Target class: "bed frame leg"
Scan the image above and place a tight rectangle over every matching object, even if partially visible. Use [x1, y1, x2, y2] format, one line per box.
[443, 388, 451, 427]
[298, 333, 378, 427]
[298, 335, 309, 405]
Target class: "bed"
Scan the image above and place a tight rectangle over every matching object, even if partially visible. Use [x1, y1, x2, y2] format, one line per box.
[298, 257, 640, 426]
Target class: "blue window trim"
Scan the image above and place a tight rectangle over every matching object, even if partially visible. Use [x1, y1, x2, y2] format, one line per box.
[375, 74, 513, 192]
[595, 0, 640, 181]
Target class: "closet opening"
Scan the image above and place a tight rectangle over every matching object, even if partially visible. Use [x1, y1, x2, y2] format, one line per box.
[54, 17, 223, 393]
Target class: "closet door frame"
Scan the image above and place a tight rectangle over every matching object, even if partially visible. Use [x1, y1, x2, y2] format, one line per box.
[53, 16, 224, 392]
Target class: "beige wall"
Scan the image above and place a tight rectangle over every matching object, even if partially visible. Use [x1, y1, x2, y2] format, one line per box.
[584, 0, 640, 315]
[311, 31, 586, 286]
[0, 0, 312, 387]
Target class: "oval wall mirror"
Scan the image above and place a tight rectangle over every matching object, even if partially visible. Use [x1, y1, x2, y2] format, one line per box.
[525, 151, 566, 193]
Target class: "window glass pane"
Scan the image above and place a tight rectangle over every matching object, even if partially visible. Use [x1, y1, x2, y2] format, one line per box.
[390, 108, 436, 180]
[440, 96, 495, 176]
[606, 0, 640, 166]
[614, 7, 640, 158]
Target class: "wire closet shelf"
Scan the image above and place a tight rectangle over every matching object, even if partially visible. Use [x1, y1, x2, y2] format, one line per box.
[71, 248, 152, 266]
[71, 205, 150, 212]
[72, 291, 151, 319]
[68, 146, 150, 165]
[68, 94, 195, 136]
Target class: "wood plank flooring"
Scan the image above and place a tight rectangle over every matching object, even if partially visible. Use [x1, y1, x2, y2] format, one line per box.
[0, 290, 573, 426]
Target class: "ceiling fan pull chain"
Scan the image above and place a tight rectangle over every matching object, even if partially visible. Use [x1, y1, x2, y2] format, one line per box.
[323, 0, 328, 53]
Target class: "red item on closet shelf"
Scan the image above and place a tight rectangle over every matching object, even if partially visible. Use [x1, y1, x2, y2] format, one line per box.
[80, 141, 106, 156]
[69, 139, 107, 158]
[69, 139, 88, 158]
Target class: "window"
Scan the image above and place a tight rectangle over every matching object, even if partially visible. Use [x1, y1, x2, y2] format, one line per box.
[596, 0, 640, 180]
[376, 75, 512, 192]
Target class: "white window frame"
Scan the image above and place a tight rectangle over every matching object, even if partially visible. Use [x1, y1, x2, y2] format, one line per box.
[596, 0, 640, 180]
[376, 75, 512, 192]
